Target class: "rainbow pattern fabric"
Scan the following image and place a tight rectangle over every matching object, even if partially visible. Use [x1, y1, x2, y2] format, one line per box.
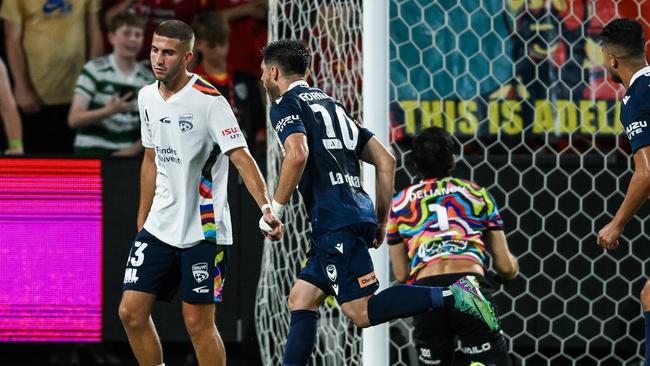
[387, 177, 503, 284]
[199, 175, 216, 242]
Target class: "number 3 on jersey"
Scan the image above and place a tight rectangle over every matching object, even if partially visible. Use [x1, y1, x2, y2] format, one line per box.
[310, 104, 358, 150]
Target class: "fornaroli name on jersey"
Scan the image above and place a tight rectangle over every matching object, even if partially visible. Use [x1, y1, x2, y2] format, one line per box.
[298, 91, 328, 102]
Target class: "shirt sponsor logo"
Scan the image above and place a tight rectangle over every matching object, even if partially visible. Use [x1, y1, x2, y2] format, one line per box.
[357, 272, 377, 288]
[155, 146, 182, 164]
[326, 264, 337, 282]
[192, 262, 209, 283]
[276, 115, 300, 133]
[626, 120, 647, 139]
[329, 171, 361, 188]
[179, 113, 194, 132]
[222, 126, 243, 140]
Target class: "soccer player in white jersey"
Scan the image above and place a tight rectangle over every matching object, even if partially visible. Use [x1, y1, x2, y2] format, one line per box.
[596, 19, 650, 365]
[118, 20, 283, 366]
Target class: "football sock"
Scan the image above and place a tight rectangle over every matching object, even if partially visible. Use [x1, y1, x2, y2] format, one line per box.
[283, 310, 319, 366]
[367, 284, 452, 326]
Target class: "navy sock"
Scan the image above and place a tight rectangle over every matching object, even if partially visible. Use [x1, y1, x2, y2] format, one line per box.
[283, 310, 319, 366]
[643, 311, 650, 366]
[367, 284, 451, 326]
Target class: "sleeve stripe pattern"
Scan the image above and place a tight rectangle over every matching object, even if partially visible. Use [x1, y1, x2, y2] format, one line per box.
[192, 77, 221, 96]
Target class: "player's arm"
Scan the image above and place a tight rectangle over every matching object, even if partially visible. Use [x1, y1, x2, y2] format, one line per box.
[389, 244, 409, 283]
[598, 145, 650, 249]
[273, 133, 309, 206]
[136, 147, 156, 230]
[0, 59, 22, 154]
[360, 137, 396, 245]
[86, 7, 103, 59]
[228, 146, 283, 240]
[4, 19, 41, 113]
[485, 230, 518, 281]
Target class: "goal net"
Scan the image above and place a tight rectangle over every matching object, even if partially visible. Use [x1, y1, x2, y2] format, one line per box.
[255, 1, 365, 365]
[256, 0, 650, 365]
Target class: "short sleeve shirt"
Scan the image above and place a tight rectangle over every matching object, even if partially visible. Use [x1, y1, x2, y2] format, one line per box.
[0, 0, 101, 104]
[138, 74, 247, 247]
[387, 177, 503, 284]
[620, 65, 650, 153]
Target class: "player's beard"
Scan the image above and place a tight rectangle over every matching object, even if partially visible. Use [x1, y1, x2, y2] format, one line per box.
[607, 67, 623, 84]
[265, 82, 281, 101]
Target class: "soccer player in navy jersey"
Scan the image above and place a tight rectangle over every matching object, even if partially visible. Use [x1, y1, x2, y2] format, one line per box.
[260, 39, 500, 366]
[596, 19, 650, 365]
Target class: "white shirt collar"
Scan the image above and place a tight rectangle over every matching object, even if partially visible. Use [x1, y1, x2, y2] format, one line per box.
[275, 80, 309, 103]
[629, 65, 650, 87]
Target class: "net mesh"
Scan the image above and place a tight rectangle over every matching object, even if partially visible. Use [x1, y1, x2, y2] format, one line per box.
[255, 1, 364, 365]
[256, 1, 650, 365]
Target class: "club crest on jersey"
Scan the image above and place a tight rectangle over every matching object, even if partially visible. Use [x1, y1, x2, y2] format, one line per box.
[179, 113, 194, 132]
[326, 264, 337, 282]
[192, 262, 209, 283]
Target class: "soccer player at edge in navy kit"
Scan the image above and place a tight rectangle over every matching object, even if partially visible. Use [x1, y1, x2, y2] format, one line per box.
[597, 19, 650, 366]
[259, 40, 500, 366]
[118, 20, 283, 366]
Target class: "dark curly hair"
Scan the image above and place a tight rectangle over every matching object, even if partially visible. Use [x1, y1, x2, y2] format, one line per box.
[410, 127, 456, 179]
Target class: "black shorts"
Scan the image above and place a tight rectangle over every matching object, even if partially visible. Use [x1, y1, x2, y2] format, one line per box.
[412, 273, 511, 366]
[122, 229, 228, 303]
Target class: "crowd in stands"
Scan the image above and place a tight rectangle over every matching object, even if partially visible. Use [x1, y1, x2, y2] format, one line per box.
[0, 0, 268, 159]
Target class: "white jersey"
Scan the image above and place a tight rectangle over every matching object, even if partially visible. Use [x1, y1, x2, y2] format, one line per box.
[139, 74, 247, 248]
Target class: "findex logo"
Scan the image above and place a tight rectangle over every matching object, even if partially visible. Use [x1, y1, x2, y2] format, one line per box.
[222, 126, 241, 136]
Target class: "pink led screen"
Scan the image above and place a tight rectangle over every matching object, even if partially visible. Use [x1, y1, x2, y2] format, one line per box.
[0, 158, 102, 342]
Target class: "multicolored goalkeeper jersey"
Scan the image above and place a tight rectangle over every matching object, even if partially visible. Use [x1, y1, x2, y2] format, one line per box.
[387, 177, 503, 284]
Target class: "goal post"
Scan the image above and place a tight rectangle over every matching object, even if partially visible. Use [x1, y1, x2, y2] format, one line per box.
[361, 0, 390, 365]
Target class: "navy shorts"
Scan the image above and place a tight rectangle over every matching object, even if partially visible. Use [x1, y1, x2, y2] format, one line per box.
[298, 222, 380, 303]
[122, 229, 228, 303]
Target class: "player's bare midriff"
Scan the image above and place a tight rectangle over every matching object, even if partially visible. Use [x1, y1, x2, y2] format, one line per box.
[416, 258, 485, 280]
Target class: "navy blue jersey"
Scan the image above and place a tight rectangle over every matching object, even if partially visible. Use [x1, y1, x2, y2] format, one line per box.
[621, 66, 650, 153]
[270, 81, 377, 235]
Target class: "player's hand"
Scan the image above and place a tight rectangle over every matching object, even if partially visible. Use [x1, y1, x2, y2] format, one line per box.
[259, 210, 284, 241]
[106, 93, 135, 114]
[597, 221, 623, 250]
[15, 86, 41, 114]
[370, 223, 387, 249]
